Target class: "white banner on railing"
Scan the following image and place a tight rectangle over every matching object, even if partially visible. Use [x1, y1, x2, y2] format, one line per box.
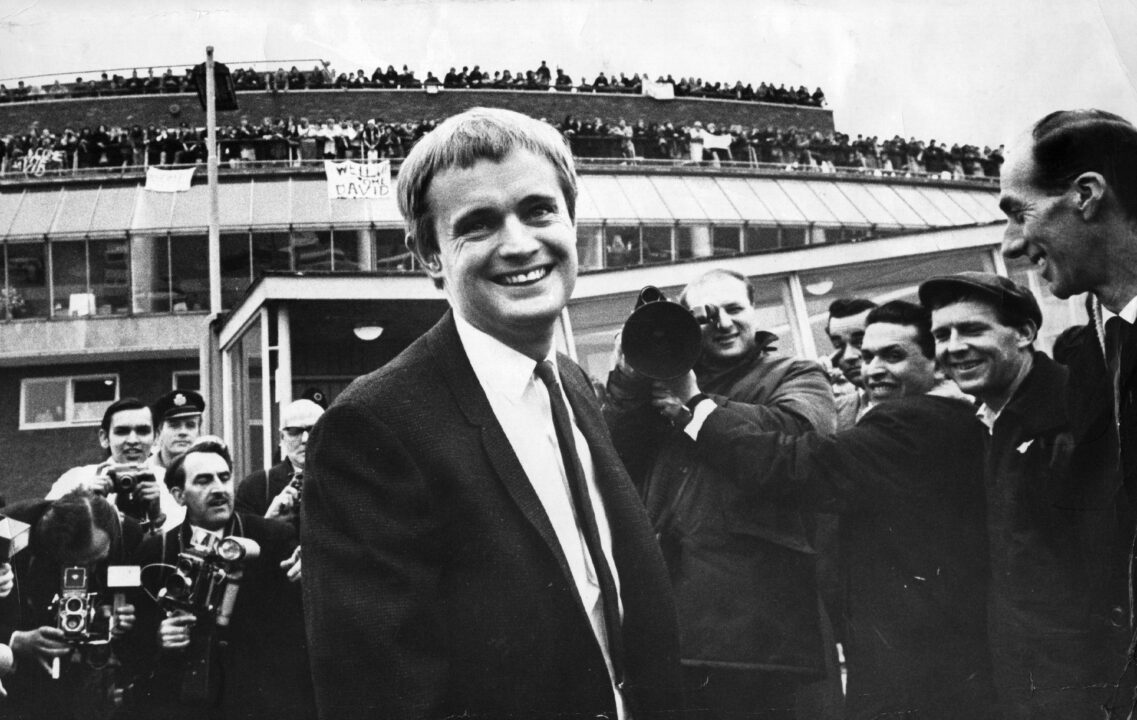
[324, 160, 392, 200]
[144, 166, 196, 192]
[643, 81, 675, 101]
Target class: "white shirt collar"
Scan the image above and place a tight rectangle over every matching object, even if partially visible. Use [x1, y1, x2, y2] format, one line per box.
[453, 314, 557, 402]
[1103, 295, 1137, 325]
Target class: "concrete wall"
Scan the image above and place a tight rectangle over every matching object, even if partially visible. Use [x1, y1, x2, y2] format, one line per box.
[0, 89, 835, 135]
[0, 358, 199, 504]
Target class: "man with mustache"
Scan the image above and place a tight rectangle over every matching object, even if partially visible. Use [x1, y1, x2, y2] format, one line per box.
[126, 437, 312, 720]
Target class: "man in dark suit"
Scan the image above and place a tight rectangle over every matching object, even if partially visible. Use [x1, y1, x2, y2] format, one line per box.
[301, 107, 682, 720]
[236, 398, 324, 520]
[999, 110, 1137, 712]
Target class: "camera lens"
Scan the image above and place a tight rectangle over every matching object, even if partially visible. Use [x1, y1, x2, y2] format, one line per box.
[64, 597, 85, 612]
[64, 615, 83, 631]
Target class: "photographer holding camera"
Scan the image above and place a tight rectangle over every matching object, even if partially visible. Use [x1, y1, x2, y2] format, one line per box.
[605, 268, 838, 720]
[0, 489, 143, 720]
[47, 398, 183, 535]
[236, 398, 324, 524]
[126, 437, 314, 720]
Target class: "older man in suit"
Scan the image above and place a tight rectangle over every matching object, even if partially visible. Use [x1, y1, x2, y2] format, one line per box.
[301, 107, 682, 720]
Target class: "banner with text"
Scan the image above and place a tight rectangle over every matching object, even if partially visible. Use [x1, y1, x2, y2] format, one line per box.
[145, 166, 196, 192]
[325, 160, 393, 200]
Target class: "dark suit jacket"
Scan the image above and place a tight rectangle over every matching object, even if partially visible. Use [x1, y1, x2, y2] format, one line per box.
[300, 311, 682, 720]
[237, 458, 296, 517]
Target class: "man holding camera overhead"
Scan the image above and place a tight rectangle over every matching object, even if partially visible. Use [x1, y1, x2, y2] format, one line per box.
[605, 268, 837, 720]
[125, 437, 313, 720]
[47, 398, 183, 535]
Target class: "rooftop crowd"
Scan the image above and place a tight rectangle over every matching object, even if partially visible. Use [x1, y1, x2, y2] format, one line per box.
[0, 114, 1003, 180]
[0, 60, 826, 107]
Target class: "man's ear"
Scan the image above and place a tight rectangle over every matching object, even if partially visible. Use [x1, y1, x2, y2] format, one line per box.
[98, 430, 110, 451]
[1016, 319, 1039, 349]
[1073, 171, 1107, 220]
[170, 487, 186, 507]
[406, 234, 442, 279]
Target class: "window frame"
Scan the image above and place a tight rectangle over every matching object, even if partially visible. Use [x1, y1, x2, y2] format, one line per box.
[19, 373, 121, 430]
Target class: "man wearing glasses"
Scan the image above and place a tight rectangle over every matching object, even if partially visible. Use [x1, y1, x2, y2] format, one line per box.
[236, 399, 324, 522]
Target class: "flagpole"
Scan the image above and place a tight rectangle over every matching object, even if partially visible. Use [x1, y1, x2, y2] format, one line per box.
[206, 46, 221, 315]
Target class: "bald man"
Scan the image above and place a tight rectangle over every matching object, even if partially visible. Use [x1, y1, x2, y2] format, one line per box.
[236, 399, 324, 521]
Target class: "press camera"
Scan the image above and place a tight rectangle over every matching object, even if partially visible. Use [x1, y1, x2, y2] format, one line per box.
[158, 528, 260, 626]
[106, 464, 156, 519]
[51, 565, 139, 644]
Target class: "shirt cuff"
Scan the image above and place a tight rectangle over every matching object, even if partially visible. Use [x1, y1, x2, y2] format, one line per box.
[683, 398, 717, 441]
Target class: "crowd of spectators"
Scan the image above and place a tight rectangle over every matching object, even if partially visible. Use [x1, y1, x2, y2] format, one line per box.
[0, 60, 827, 107]
[0, 113, 1004, 181]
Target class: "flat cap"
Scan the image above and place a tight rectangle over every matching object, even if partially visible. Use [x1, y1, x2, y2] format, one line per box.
[153, 389, 206, 422]
[918, 271, 1042, 327]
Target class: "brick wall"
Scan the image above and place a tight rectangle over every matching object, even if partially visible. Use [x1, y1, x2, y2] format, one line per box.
[0, 358, 198, 504]
[0, 89, 834, 135]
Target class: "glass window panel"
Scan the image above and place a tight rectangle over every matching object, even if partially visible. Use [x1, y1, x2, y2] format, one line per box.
[830, 182, 902, 228]
[5, 240, 48, 318]
[331, 228, 363, 272]
[73, 377, 117, 423]
[808, 182, 871, 225]
[174, 372, 201, 391]
[716, 178, 776, 223]
[799, 249, 995, 360]
[252, 231, 294, 276]
[918, 186, 979, 226]
[642, 225, 673, 265]
[293, 230, 333, 271]
[51, 242, 88, 316]
[88, 238, 129, 315]
[132, 190, 176, 233]
[605, 226, 640, 268]
[676, 225, 714, 260]
[744, 225, 781, 253]
[0, 190, 25, 238]
[712, 226, 742, 256]
[890, 186, 953, 226]
[88, 185, 138, 237]
[7, 189, 61, 238]
[650, 177, 710, 220]
[51, 188, 100, 236]
[219, 181, 253, 228]
[289, 181, 331, 228]
[774, 180, 839, 224]
[576, 224, 604, 271]
[614, 176, 672, 222]
[944, 189, 1002, 224]
[748, 180, 809, 224]
[170, 234, 209, 312]
[251, 180, 293, 230]
[863, 185, 926, 227]
[684, 177, 741, 223]
[132, 234, 171, 313]
[574, 182, 602, 224]
[168, 186, 210, 234]
[585, 176, 637, 224]
[374, 227, 412, 271]
[23, 379, 66, 425]
[221, 232, 251, 309]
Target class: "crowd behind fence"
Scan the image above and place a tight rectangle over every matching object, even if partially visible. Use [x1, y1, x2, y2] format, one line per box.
[0, 59, 827, 108]
[0, 114, 1003, 182]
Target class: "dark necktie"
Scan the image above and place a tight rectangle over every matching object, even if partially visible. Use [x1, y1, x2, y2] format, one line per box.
[1106, 315, 1133, 371]
[534, 359, 625, 688]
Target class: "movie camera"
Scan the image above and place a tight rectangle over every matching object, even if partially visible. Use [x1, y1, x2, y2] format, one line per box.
[620, 286, 719, 380]
[157, 527, 260, 627]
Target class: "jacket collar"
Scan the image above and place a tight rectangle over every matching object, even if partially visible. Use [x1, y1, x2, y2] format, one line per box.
[998, 351, 1068, 436]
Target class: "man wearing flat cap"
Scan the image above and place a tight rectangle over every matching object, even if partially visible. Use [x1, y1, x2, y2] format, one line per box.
[921, 272, 1130, 720]
[150, 389, 206, 470]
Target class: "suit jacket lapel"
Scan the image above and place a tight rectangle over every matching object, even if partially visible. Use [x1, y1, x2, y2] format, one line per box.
[425, 313, 580, 598]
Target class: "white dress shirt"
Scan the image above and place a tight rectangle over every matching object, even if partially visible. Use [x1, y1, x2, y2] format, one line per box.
[48, 463, 184, 533]
[454, 315, 627, 719]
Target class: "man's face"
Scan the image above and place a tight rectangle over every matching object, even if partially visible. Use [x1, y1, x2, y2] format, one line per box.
[99, 408, 154, 464]
[999, 147, 1102, 299]
[828, 309, 872, 387]
[158, 415, 201, 460]
[174, 451, 234, 531]
[685, 276, 760, 362]
[860, 322, 936, 403]
[424, 148, 577, 354]
[931, 300, 1033, 404]
[280, 404, 324, 469]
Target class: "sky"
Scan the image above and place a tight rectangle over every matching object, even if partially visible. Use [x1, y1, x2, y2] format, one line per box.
[3, 0, 1137, 148]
